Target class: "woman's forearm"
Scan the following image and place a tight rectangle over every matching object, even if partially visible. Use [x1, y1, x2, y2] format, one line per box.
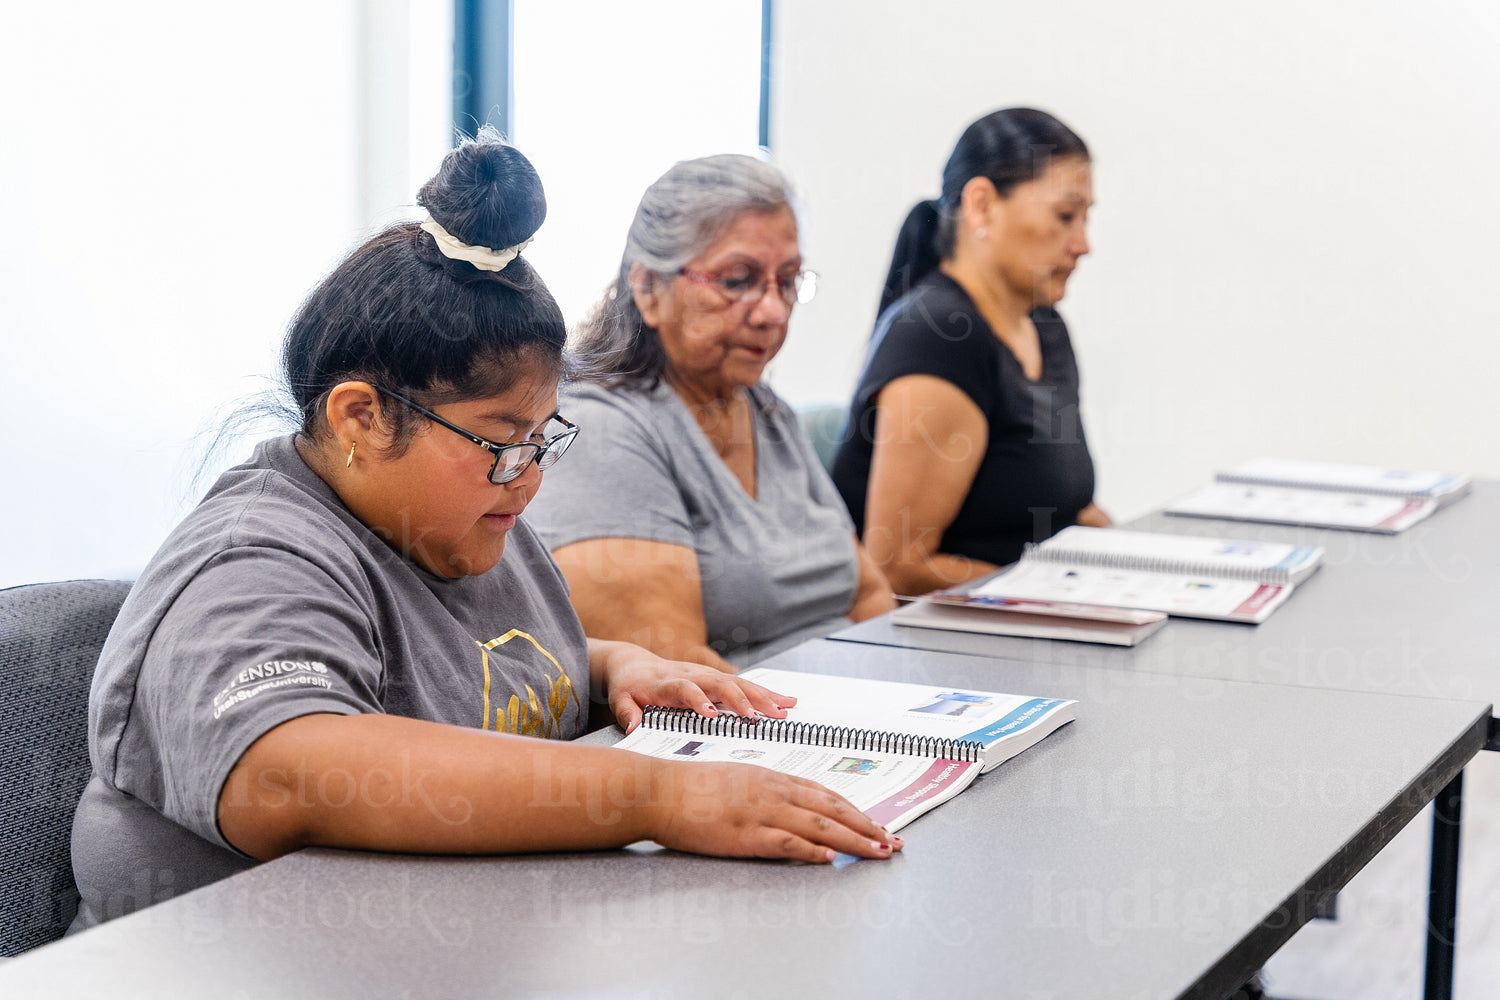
[884, 551, 998, 597]
[849, 584, 898, 621]
[555, 540, 737, 673]
[217, 711, 901, 865]
[219, 713, 658, 860]
[847, 536, 898, 621]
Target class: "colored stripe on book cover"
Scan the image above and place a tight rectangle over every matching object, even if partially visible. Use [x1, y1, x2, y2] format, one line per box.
[1231, 584, 1282, 619]
[1272, 547, 1319, 572]
[863, 758, 979, 827]
[1377, 499, 1429, 530]
[960, 698, 1067, 744]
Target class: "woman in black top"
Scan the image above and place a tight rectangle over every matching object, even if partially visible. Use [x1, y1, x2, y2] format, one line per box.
[831, 108, 1109, 595]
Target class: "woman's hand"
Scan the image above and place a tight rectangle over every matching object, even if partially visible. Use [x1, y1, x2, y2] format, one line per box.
[646, 759, 903, 863]
[589, 638, 796, 732]
[1076, 502, 1112, 527]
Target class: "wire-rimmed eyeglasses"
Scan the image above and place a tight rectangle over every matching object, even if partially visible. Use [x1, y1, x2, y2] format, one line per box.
[377, 387, 579, 485]
[678, 265, 818, 306]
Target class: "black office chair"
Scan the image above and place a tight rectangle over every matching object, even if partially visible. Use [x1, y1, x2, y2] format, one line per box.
[0, 580, 131, 956]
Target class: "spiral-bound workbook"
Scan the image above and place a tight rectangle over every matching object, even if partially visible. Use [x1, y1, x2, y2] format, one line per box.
[950, 526, 1324, 624]
[1165, 459, 1472, 533]
[1216, 458, 1471, 506]
[614, 667, 1075, 833]
[890, 598, 1167, 645]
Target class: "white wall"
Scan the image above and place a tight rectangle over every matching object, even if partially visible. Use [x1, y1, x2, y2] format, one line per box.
[9, 2, 1496, 587]
[767, 0, 1500, 522]
[511, 0, 763, 328]
[0, 1, 450, 589]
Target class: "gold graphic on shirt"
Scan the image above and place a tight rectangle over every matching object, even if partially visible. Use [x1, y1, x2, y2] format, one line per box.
[476, 630, 581, 737]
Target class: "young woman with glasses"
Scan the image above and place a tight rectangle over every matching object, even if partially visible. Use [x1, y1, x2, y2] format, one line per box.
[526, 155, 896, 672]
[70, 134, 899, 930]
[831, 108, 1111, 596]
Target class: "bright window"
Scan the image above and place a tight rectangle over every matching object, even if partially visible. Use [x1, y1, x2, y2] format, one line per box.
[0, 2, 451, 588]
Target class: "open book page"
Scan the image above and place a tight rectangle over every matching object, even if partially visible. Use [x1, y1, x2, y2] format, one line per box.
[1220, 458, 1470, 500]
[1034, 526, 1323, 583]
[972, 559, 1290, 622]
[613, 724, 982, 832]
[739, 667, 1075, 773]
[1166, 482, 1436, 533]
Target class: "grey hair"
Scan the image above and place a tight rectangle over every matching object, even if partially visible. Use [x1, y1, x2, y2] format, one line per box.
[572, 154, 795, 387]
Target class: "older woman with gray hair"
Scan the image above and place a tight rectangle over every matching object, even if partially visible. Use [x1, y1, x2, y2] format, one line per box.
[526, 155, 894, 671]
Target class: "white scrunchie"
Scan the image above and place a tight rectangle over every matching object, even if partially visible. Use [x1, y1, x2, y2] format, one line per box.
[420, 216, 533, 272]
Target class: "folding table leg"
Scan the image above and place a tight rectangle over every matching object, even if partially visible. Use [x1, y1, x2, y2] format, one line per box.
[1424, 769, 1463, 1000]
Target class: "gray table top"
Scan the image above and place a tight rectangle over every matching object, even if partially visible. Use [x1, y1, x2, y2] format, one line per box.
[3, 641, 1487, 1000]
[833, 482, 1500, 712]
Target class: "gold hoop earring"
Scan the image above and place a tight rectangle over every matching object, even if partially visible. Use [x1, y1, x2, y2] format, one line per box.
[346, 441, 357, 468]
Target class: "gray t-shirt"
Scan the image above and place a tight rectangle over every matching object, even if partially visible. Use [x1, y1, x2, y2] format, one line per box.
[527, 381, 859, 665]
[71, 435, 589, 929]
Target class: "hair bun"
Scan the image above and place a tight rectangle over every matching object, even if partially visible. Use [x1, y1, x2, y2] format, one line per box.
[417, 126, 546, 252]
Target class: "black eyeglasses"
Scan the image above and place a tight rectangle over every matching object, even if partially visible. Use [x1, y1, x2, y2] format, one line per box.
[377, 387, 579, 485]
[679, 265, 818, 306]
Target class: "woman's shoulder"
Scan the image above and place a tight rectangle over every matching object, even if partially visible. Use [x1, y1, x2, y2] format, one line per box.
[893, 270, 981, 315]
[172, 437, 387, 587]
[560, 379, 678, 439]
[875, 273, 993, 355]
[856, 276, 998, 401]
[94, 441, 386, 706]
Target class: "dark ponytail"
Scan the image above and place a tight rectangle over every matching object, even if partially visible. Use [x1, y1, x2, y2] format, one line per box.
[877, 200, 943, 321]
[283, 126, 567, 451]
[875, 108, 1089, 323]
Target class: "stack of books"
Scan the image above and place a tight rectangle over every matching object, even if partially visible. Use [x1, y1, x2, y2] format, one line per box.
[1165, 458, 1471, 534]
[892, 526, 1325, 644]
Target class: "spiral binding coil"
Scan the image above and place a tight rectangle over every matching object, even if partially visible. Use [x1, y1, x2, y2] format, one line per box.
[1215, 470, 1448, 501]
[640, 707, 984, 762]
[1026, 542, 1294, 585]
